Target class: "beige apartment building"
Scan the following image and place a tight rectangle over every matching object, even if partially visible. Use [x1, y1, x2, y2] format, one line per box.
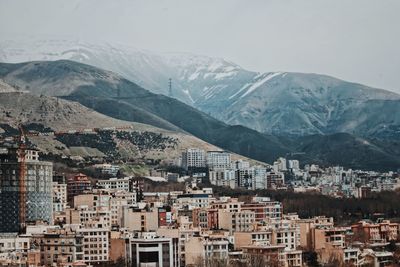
[218, 210, 255, 233]
[297, 216, 334, 250]
[78, 219, 110, 264]
[121, 206, 159, 232]
[29, 227, 84, 267]
[242, 244, 302, 267]
[185, 234, 229, 266]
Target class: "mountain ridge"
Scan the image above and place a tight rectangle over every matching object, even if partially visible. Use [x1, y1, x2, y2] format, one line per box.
[1, 38, 398, 138]
[0, 60, 398, 171]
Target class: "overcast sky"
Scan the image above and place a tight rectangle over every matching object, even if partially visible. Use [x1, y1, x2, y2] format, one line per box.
[1, 0, 400, 93]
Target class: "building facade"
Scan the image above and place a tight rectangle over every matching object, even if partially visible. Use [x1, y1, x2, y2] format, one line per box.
[0, 147, 53, 233]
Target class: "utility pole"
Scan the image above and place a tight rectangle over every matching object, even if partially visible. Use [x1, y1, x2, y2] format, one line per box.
[168, 78, 172, 97]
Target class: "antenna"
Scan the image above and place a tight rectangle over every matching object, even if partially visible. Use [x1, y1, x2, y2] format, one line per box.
[168, 78, 172, 97]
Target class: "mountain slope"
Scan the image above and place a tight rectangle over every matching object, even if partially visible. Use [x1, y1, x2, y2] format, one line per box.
[0, 60, 290, 163]
[0, 89, 225, 161]
[2, 39, 399, 138]
[219, 72, 400, 137]
[290, 133, 400, 171]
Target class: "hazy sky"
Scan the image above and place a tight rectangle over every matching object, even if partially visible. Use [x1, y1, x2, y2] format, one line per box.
[1, 0, 400, 93]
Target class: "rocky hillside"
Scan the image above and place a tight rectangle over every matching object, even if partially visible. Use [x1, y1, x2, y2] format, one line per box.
[0, 89, 221, 162]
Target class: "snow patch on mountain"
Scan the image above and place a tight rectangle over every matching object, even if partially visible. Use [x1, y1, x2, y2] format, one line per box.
[183, 88, 195, 103]
[229, 83, 252, 99]
[241, 72, 283, 98]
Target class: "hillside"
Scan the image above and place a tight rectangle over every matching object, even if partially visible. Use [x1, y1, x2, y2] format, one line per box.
[217, 72, 400, 138]
[290, 133, 400, 171]
[0, 90, 222, 162]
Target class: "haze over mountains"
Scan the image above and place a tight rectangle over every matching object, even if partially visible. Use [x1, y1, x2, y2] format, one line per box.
[1, 38, 399, 139]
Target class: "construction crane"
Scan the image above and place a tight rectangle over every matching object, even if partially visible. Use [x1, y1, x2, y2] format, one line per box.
[17, 125, 27, 233]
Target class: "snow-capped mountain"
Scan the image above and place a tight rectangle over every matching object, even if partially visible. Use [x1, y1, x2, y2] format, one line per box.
[0, 38, 256, 105]
[1, 38, 399, 137]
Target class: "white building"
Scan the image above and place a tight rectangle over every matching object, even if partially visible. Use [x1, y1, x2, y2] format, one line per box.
[288, 160, 300, 171]
[52, 182, 67, 212]
[0, 233, 30, 254]
[207, 151, 231, 169]
[181, 148, 206, 170]
[209, 169, 236, 188]
[96, 177, 135, 192]
[93, 163, 120, 176]
[234, 160, 250, 170]
[273, 157, 287, 172]
[253, 166, 268, 190]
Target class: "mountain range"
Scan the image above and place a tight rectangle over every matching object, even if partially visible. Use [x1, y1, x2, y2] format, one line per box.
[0, 60, 289, 165]
[0, 38, 400, 170]
[1, 38, 399, 139]
[0, 60, 399, 171]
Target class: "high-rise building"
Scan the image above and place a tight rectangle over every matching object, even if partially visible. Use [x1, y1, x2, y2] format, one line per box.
[0, 147, 53, 233]
[181, 148, 206, 170]
[273, 157, 287, 172]
[234, 160, 250, 170]
[235, 168, 254, 189]
[288, 160, 300, 171]
[206, 151, 231, 169]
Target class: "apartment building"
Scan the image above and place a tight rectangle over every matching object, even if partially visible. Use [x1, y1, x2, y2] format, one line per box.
[218, 210, 255, 233]
[234, 231, 273, 249]
[242, 198, 282, 221]
[206, 151, 231, 169]
[351, 220, 400, 242]
[66, 173, 92, 204]
[185, 234, 229, 266]
[181, 148, 206, 170]
[266, 172, 285, 189]
[209, 169, 236, 188]
[34, 227, 84, 266]
[242, 244, 302, 267]
[53, 182, 67, 212]
[297, 216, 334, 250]
[96, 177, 137, 192]
[121, 207, 159, 232]
[65, 206, 111, 228]
[78, 219, 110, 264]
